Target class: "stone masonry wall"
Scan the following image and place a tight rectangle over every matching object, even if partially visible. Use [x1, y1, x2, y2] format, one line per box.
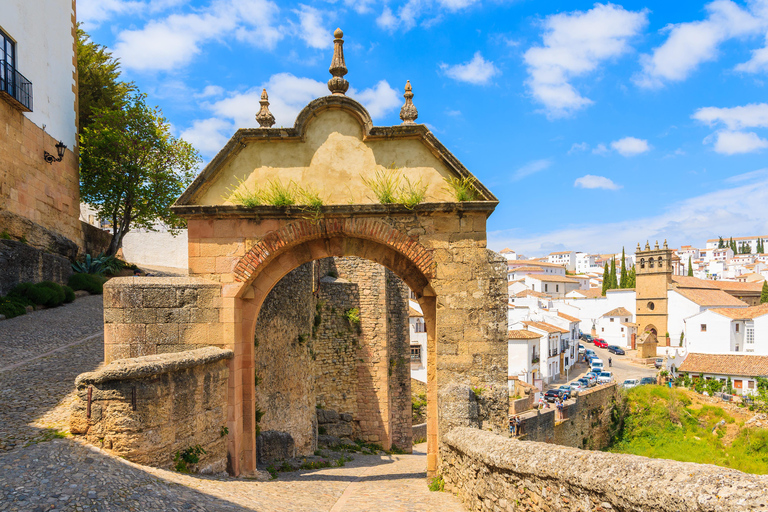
[252, 262, 318, 457]
[0, 239, 72, 295]
[386, 269, 412, 450]
[517, 383, 619, 450]
[0, 100, 82, 250]
[70, 347, 232, 473]
[442, 427, 768, 512]
[103, 277, 224, 363]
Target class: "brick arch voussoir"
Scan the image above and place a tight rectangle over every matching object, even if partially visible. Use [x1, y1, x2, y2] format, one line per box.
[233, 218, 435, 283]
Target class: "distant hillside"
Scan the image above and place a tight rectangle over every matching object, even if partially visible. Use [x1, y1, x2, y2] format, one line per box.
[608, 386, 768, 475]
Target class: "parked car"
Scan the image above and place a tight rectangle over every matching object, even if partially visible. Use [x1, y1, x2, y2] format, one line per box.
[593, 339, 608, 348]
[569, 381, 584, 394]
[638, 377, 656, 386]
[597, 371, 614, 384]
[585, 349, 596, 358]
[622, 378, 639, 389]
[654, 358, 664, 369]
[584, 373, 598, 386]
[557, 386, 572, 400]
[577, 378, 591, 389]
[607, 345, 625, 355]
[590, 359, 604, 373]
[581, 334, 593, 342]
[578, 345, 586, 355]
[544, 389, 567, 402]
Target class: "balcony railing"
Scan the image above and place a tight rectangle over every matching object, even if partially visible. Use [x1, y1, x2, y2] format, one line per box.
[531, 356, 539, 364]
[0, 61, 33, 112]
[549, 349, 558, 358]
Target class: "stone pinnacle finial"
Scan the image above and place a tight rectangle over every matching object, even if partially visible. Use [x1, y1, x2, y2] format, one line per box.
[645, 241, 650, 250]
[256, 89, 275, 128]
[328, 28, 349, 96]
[400, 80, 418, 125]
[654, 240, 660, 250]
[663, 239, 668, 249]
[636, 242, 641, 252]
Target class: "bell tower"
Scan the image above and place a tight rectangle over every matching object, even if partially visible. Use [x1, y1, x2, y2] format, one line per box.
[635, 240, 673, 345]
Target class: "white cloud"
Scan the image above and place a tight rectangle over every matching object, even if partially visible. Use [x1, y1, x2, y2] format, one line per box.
[592, 143, 609, 155]
[436, 0, 482, 10]
[195, 85, 225, 98]
[377, 0, 423, 31]
[692, 103, 768, 130]
[375, 0, 487, 32]
[292, 4, 331, 50]
[635, 0, 768, 88]
[704, 130, 768, 154]
[523, 3, 648, 118]
[736, 35, 768, 73]
[610, 136, 651, 156]
[78, 0, 185, 29]
[440, 52, 499, 85]
[183, 74, 402, 157]
[489, 171, 768, 256]
[568, 142, 589, 154]
[512, 159, 552, 181]
[574, 174, 622, 190]
[113, 0, 282, 72]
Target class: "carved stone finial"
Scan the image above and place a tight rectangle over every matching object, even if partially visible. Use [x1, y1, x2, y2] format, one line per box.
[663, 239, 668, 249]
[636, 242, 641, 252]
[256, 89, 275, 128]
[400, 80, 418, 125]
[328, 28, 349, 95]
[654, 240, 660, 250]
[645, 241, 650, 250]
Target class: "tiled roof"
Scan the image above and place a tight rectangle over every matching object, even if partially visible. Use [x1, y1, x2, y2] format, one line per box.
[557, 311, 581, 323]
[508, 261, 565, 269]
[549, 251, 573, 255]
[602, 307, 633, 317]
[408, 306, 423, 318]
[621, 322, 638, 328]
[673, 287, 748, 307]
[710, 280, 763, 293]
[508, 330, 542, 340]
[510, 266, 547, 273]
[570, 288, 603, 298]
[527, 274, 578, 283]
[671, 276, 718, 289]
[710, 303, 768, 320]
[707, 236, 768, 242]
[678, 353, 768, 378]
[513, 289, 549, 299]
[522, 321, 567, 334]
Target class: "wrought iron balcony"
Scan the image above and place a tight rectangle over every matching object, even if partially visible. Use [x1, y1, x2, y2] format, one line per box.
[0, 61, 33, 112]
[531, 355, 539, 364]
[549, 349, 558, 357]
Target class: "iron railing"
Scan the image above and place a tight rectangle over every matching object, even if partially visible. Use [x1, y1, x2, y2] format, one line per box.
[0, 60, 33, 112]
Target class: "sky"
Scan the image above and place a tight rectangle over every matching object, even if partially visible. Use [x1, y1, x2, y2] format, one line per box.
[79, 0, 768, 257]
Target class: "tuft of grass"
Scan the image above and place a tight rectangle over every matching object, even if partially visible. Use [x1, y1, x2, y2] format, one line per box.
[362, 169, 401, 204]
[227, 176, 264, 207]
[428, 475, 445, 492]
[227, 177, 325, 211]
[263, 180, 297, 206]
[397, 176, 427, 209]
[444, 176, 479, 201]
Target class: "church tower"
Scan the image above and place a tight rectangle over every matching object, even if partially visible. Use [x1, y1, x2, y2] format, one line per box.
[634, 240, 674, 345]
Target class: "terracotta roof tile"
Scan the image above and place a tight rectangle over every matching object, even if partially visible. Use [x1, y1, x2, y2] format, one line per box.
[557, 311, 581, 323]
[602, 307, 633, 317]
[527, 274, 578, 283]
[408, 306, 423, 317]
[508, 330, 542, 340]
[522, 321, 567, 334]
[678, 353, 768, 377]
[512, 289, 549, 299]
[710, 280, 763, 293]
[569, 289, 603, 298]
[673, 287, 748, 307]
[671, 276, 718, 289]
[710, 303, 768, 320]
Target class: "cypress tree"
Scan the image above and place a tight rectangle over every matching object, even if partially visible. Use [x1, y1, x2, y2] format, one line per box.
[729, 237, 736, 253]
[601, 262, 609, 296]
[687, 258, 693, 276]
[628, 266, 636, 288]
[609, 257, 618, 290]
[718, 236, 725, 249]
[620, 247, 628, 288]
[761, 281, 768, 304]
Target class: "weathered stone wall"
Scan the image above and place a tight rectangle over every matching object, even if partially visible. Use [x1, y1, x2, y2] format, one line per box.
[441, 427, 768, 512]
[0, 239, 73, 295]
[70, 347, 232, 473]
[103, 277, 224, 362]
[0, 101, 82, 251]
[252, 262, 318, 457]
[386, 269, 412, 450]
[82, 221, 112, 257]
[518, 383, 619, 450]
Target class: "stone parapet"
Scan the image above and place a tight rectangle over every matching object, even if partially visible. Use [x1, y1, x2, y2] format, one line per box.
[441, 427, 768, 512]
[0, 239, 72, 295]
[103, 277, 224, 362]
[70, 346, 233, 473]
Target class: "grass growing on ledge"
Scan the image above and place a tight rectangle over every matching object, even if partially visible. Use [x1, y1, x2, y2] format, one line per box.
[226, 178, 324, 209]
[361, 168, 427, 208]
[444, 176, 479, 201]
[608, 385, 768, 474]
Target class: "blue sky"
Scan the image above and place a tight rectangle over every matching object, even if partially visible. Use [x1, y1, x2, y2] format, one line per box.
[79, 0, 768, 256]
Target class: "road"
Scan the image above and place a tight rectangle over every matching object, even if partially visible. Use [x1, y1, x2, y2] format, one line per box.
[551, 342, 657, 390]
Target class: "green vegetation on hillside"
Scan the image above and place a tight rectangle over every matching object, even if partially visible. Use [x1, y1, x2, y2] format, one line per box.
[608, 386, 768, 474]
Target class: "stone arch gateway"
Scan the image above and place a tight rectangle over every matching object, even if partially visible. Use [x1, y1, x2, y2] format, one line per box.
[88, 30, 508, 478]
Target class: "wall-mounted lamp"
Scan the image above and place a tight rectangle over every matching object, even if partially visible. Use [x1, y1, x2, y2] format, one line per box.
[44, 141, 67, 164]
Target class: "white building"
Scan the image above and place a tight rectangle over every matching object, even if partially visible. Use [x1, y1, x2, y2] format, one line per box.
[525, 274, 580, 298]
[678, 353, 768, 396]
[508, 260, 566, 278]
[548, 251, 576, 271]
[684, 304, 768, 356]
[706, 236, 768, 252]
[510, 320, 567, 385]
[575, 253, 599, 274]
[508, 329, 543, 389]
[595, 307, 636, 347]
[408, 299, 427, 383]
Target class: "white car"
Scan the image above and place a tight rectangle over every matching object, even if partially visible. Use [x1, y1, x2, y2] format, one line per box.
[597, 371, 614, 384]
[590, 359, 604, 373]
[622, 378, 639, 389]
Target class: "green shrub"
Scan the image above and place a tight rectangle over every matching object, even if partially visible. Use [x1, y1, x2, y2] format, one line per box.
[428, 475, 445, 492]
[0, 296, 27, 318]
[68, 273, 105, 294]
[71, 253, 106, 275]
[63, 286, 76, 303]
[37, 281, 66, 306]
[9, 281, 66, 307]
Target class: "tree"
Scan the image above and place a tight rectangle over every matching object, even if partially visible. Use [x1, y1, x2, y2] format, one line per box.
[79, 94, 200, 256]
[609, 257, 618, 290]
[761, 281, 768, 304]
[620, 247, 628, 288]
[687, 258, 694, 276]
[602, 262, 610, 296]
[627, 266, 636, 288]
[76, 25, 134, 134]
[729, 237, 737, 253]
[718, 236, 725, 249]
[758, 238, 764, 254]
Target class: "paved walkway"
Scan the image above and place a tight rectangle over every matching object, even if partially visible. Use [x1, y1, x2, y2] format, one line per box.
[0, 296, 465, 512]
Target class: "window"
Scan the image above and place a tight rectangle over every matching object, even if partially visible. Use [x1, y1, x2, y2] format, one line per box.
[625, 318, 628, 322]
[734, 379, 743, 389]
[556, 285, 559, 292]
[1, 29, 15, 69]
[621, 327, 624, 332]
[601, 327, 604, 332]
[647, 301, 655, 311]
[410, 345, 421, 362]
[735, 324, 740, 333]
[640, 258, 645, 269]
[748, 380, 755, 389]
[747, 327, 754, 344]
[413, 318, 426, 333]
[610, 318, 614, 322]
[545, 284, 549, 292]
[701, 324, 707, 332]
[658, 256, 663, 267]
[649, 259, 654, 268]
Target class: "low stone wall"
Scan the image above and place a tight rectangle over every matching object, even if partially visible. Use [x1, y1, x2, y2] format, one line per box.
[517, 383, 619, 450]
[70, 346, 232, 473]
[82, 221, 112, 256]
[441, 427, 768, 512]
[103, 277, 224, 362]
[0, 209, 79, 260]
[509, 395, 534, 415]
[0, 239, 72, 295]
[412, 422, 427, 442]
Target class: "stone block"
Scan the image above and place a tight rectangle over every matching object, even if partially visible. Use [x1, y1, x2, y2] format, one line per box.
[256, 431, 295, 464]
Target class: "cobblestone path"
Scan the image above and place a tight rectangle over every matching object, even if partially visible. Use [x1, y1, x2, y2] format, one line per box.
[0, 296, 466, 512]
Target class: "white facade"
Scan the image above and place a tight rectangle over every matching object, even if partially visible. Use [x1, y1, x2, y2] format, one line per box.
[685, 309, 768, 356]
[525, 275, 580, 298]
[554, 289, 636, 335]
[507, 335, 541, 388]
[548, 251, 576, 271]
[706, 236, 768, 252]
[575, 253, 598, 274]
[1, 1, 77, 148]
[408, 300, 428, 383]
[596, 308, 635, 347]
[121, 227, 189, 269]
